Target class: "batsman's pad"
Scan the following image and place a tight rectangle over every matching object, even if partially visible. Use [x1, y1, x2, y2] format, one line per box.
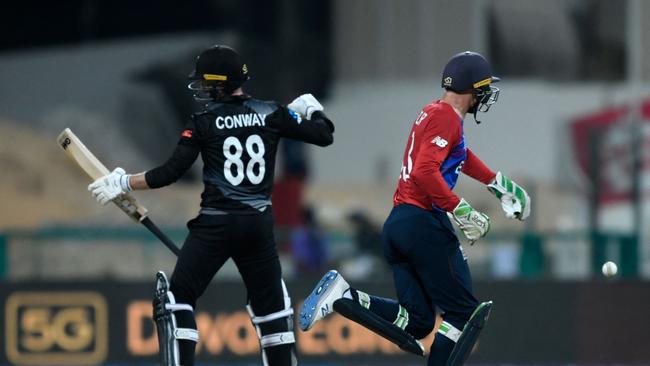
[153, 271, 199, 366]
[246, 280, 297, 366]
[333, 298, 425, 356]
[445, 301, 492, 366]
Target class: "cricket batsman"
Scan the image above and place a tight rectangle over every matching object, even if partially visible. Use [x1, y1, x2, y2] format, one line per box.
[299, 51, 530, 366]
[88, 45, 335, 366]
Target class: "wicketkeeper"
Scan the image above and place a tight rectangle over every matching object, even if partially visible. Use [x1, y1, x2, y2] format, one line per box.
[299, 51, 530, 366]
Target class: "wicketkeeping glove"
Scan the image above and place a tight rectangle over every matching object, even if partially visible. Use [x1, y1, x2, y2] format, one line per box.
[88, 167, 132, 205]
[449, 198, 490, 245]
[288, 93, 324, 119]
[487, 171, 530, 221]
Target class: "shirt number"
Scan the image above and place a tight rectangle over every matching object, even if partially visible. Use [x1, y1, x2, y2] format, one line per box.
[223, 134, 266, 186]
[400, 132, 415, 181]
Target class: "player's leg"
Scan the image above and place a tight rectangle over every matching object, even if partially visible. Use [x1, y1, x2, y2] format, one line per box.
[332, 261, 437, 340]
[445, 300, 492, 366]
[154, 271, 199, 366]
[298, 268, 403, 330]
[423, 251, 475, 366]
[386, 262, 438, 339]
[299, 212, 431, 334]
[299, 268, 426, 356]
[154, 215, 231, 366]
[299, 208, 437, 356]
[232, 211, 297, 366]
[425, 238, 492, 366]
[392, 207, 483, 366]
[298, 252, 434, 355]
[380, 211, 441, 340]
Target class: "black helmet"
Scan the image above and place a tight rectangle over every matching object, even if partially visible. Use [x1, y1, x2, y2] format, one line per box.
[188, 45, 250, 99]
[441, 51, 500, 122]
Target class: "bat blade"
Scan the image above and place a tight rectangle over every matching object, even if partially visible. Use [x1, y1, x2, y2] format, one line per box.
[57, 128, 110, 179]
[56, 128, 180, 256]
[57, 128, 148, 222]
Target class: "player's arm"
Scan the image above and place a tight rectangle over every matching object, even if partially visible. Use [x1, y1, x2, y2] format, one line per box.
[410, 120, 489, 243]
[127, 143, 200, 190]
[461, 148, 496, 184]
[460, 148, 531, 220]
[408, 120, 461, 212]
[272, 94, 334, 146]
[140, 123, 202, 189]
[140, 146, 199, 189]
[88, 119, 201, 204]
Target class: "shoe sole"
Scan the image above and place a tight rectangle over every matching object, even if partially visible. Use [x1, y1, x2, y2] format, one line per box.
[299, 270, 341, 331]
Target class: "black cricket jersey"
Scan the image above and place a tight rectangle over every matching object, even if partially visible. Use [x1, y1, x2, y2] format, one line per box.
[145, 95, 334, 213]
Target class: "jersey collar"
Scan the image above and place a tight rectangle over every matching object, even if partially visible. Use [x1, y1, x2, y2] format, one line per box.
[437, 100, 465, 121]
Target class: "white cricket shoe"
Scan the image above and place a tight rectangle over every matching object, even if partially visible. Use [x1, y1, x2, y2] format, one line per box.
[299, 270, 350, 331]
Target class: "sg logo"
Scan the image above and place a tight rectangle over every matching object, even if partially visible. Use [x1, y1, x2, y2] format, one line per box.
[5, 292, 108, 365]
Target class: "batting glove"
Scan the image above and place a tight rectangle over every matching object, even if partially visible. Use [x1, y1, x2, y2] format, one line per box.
[487, 172, 530, 221]
[88, 167, 132, 205]
[449, 198, 490, 245]
[288, 93, 323, 119]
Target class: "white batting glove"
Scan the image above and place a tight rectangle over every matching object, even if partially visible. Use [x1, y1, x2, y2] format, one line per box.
[88, 167, 132, 205]
[487, 172, 531, 221]
[288, 93, 323, 119]
[448, 198, 490, 245]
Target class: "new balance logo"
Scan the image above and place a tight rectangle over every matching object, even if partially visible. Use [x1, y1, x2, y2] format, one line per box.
[320, 304, 329, 317]
[432, 136, 448, 147]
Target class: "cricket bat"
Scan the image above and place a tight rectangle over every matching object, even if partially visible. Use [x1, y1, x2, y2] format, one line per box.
[57, 128, 180, 256]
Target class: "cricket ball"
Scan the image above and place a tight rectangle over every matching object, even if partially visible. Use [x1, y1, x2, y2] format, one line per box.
[602, 261, 618, 277]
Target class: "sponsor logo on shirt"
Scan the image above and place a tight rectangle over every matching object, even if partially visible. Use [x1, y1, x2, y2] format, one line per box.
[288, 109, 303, 124]
[432, 136, 448, 148]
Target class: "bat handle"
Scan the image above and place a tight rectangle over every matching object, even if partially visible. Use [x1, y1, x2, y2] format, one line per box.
[140, 217, 181, 257]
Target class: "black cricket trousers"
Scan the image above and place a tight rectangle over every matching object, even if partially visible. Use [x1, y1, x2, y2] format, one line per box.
[168, 208, 293, 366]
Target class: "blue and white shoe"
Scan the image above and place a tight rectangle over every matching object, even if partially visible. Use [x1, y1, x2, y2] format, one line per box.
[299, 269, 350, 331]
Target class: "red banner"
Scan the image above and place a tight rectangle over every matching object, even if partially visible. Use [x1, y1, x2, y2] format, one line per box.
[570, 99, 650, 204]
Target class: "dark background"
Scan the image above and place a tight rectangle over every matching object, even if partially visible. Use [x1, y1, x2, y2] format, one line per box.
[1, 0, 332, 103]
[1, 279, 649, 365]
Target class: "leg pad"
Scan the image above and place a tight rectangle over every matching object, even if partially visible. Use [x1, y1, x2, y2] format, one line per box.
[333, 298, 425, 356]
[247, 279, 297, 366]
[153, 271, 198, 366]
[445, 301, 493, 366]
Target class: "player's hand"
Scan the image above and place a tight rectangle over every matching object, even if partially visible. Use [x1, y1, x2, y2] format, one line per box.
[449, 198, 490, 245]
[487, 172, 530, 221]
[88, 167, 132, 205]
[288, 93, 323, 119]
